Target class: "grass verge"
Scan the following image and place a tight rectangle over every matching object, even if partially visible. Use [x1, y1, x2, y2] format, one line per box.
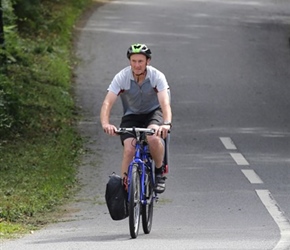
[0, 0, 101, 239]
[0, 128, 83, 238]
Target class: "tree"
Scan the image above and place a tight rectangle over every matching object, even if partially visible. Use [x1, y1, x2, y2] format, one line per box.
[0, 0, 3, 46]
[0, 0, 6, 73]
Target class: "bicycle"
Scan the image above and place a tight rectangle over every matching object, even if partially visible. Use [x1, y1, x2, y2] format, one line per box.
[116, 127, 169, 239]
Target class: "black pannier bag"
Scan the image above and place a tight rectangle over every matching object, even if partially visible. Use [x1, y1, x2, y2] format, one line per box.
[105, 173, 128, 220]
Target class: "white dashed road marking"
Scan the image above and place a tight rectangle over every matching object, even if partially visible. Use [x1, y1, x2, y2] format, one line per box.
[221, 137, 290, 249]
[220, 137, 237, 150]
[256, 190, 290, 250]
[230, 152, 250, 166]
[241, 169, 263, 184]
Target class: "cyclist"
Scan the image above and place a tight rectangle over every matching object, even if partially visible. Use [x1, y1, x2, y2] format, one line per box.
[100, 43, 172, 193]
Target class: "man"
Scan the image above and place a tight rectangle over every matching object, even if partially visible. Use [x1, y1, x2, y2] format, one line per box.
[100, 43, 172, 193]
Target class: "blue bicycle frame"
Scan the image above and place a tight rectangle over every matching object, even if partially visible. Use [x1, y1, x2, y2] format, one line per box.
[126, 129, 156, 205]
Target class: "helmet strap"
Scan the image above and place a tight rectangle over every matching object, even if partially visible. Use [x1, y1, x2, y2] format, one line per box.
[133, 69, 147, 83]
[133, 68, 147, 76]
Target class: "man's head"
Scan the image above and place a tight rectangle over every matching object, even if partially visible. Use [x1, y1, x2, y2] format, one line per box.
[127, 44, 151, 60]
[127, 44, 151, 76]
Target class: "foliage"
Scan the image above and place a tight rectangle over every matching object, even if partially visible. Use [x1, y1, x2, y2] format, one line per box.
[0, 0, 91, 135]
[0, 0, 94, 237]
[2, 0, 17, 26]
[12, 0, 87, 36]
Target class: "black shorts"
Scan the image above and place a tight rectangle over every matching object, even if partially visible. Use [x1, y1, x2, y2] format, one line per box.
[119, 108, 163, 144]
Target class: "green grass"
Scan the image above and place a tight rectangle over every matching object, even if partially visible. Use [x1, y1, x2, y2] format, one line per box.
[0, 222, 27, 239]
[0, 0, 97, 238]
[0, 129, 82, 220]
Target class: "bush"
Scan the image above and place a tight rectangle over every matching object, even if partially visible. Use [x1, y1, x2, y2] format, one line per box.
[0, 0, 93, 236]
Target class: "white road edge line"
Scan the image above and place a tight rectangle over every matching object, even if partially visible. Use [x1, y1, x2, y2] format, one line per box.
[241, 169, 263, 184]
[220, 137, 237, 150]
[256, 189, 290, 250]
[230, 152, 249, 166]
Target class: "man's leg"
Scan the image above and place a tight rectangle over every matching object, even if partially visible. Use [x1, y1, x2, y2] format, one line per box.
[147, 124, 166, 193]
[121, 138, 136, 177]
[120, 137, 135, 191]
[119, 113, 139, 177]
[147, 124, 164, 168]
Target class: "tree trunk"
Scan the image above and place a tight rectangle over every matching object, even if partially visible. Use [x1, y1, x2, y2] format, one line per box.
[0, 0, 6, 73]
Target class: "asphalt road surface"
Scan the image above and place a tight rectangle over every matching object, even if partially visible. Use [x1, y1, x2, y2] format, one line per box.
[1, 0, 290, 249]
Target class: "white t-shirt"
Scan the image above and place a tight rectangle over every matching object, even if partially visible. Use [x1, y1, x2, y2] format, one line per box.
[108, 65, 170, 116]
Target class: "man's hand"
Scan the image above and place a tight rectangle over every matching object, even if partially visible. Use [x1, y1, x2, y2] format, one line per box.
[102, 123, 118, 136]
[156, 124, 170, 139]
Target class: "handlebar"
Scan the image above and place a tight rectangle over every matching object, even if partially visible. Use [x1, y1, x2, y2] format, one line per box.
[115, 127, 156, 136]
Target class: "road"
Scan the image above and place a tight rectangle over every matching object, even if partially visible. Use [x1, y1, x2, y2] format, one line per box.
[1, 0, 290, 249]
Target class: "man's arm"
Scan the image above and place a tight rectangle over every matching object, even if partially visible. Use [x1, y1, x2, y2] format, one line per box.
[157, 89, 172, 123]
[100, 91, 118, 135]
[157, 89, 172, 138]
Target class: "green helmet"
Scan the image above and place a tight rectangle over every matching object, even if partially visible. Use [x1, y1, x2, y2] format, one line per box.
[127, 44, 152, 59]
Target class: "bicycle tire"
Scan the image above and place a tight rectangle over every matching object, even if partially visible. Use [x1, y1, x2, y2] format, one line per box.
[142, 169, 154, 234]
[129, 164, 141, 238]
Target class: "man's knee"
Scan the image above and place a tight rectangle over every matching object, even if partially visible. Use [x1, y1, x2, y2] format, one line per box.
[123, 139, 135, 156]
[147, 135, 164, 150]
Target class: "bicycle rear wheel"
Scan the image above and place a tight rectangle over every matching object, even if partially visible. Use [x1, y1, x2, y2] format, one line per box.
[142, 170, 154, 234]
[129, 164, 141, 238]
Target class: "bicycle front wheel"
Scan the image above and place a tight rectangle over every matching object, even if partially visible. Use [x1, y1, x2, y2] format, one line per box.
[129, 164, 141, 238]
[142, 170, 154, 234]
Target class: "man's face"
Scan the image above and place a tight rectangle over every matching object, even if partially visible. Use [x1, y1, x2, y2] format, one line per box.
[130, 54, 150, 75]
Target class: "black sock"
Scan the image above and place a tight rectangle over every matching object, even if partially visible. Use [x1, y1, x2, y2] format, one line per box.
[155, 166, 163, 175]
